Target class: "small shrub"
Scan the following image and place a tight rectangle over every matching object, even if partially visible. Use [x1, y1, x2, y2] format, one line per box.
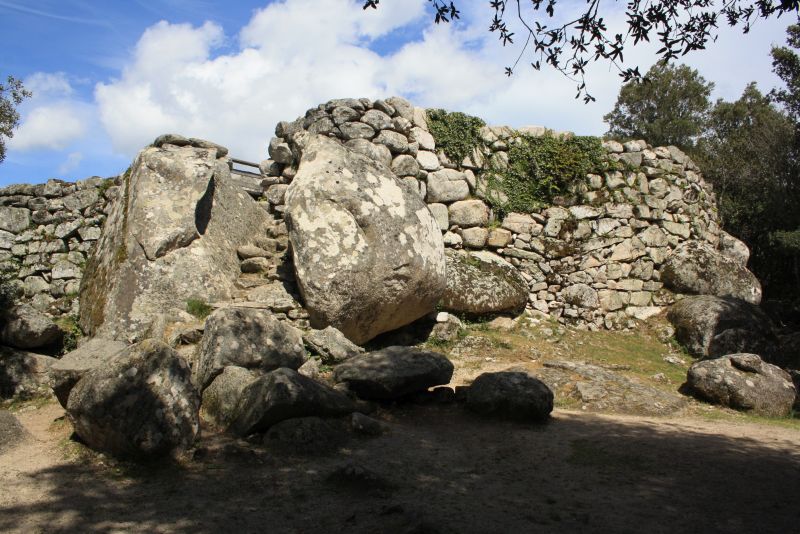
[56, 315, 83, 354]
[426, 109, 486, 165]
[482, 133, 606, 215]
[186, 298, 213, 320]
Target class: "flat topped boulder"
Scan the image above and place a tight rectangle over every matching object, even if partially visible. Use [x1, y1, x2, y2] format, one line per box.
[686, 354, 796, 417]
[49, 337, 128, 407]
[440, 249, 528, 315]
[284, 133, 446, 344]
[0, 304, 63, 350]
[661, 241, 762, 304]
[79, 142, 272, 342]
[333, 346, 454, 400]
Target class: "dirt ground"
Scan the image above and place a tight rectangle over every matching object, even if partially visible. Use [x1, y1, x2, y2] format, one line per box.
[2, 321, 799, 533]
[1, 399, 799, 534]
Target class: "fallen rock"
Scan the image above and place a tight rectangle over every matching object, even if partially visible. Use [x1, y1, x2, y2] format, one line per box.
[440, 249, 528, 315]
[79, 142, 272, 342]
[193, 307, 306, 391]
[465, 370, 553, 421]
[535, 360, 687, 416]
[264, 416, 349, 454]
[0, 410, 31, 454]
[49, 338, 128, 407]
[718, 230, 750, 266]
[303, 326, 364, 364]
[686, 354, 796, 417]
[0, 304, 63, 350]
[333, 346, 453, 401]
[667, 295, 776, 359]
[661, 241, 762, 304]
[201, 366, 258, 429]
[66, 339, 200, 458]
[230, 368, 358, 436]
[0, 347, 56, 400]
[284, 133, 446, 344]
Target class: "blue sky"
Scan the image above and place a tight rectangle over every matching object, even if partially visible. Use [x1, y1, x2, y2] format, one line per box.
[0, 0, 794, 186]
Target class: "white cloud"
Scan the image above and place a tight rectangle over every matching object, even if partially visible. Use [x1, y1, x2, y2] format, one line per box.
[58, 151, 83, 175]
[91, 0, 795, 163]
[9, 103, 88, 151]
[24, 72, 74, 98]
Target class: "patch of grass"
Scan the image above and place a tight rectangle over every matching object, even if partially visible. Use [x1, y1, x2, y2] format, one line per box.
[426, 108, 486, 165]
[691, 404, 800, 430]
[56, 315, 83, 354]
[186, 298, 213, 320]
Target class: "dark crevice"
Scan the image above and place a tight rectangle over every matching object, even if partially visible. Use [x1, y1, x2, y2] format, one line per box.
[195, 176, 215, 236]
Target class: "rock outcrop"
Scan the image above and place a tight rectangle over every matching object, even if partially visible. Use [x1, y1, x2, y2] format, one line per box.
[667, 296, 776, 359]
[333, 346, 453, 400]
[440, 249, 528, 315]
[686, 353, 796, 417]
[0, 346, 56, 399]
[0, 410, 30, 454]
[79, 140, 272, 342]
[661, 242, 762, 304]
[49, 337, 127, 407]
[284, 134, 446, 344]
[66, 339, 200, 458]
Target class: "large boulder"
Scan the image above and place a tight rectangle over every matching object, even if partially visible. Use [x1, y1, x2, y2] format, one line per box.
[66, 339, 200, 458]
[0, 304, 63, 350]
[79, 141, 272, 342]
[49, 338, 128, 407]
[230, 368, 359, 436]
[0, 347, 56, 400]
[200, 366, 258, 429]
[661, 241, 762, 304]
[465, 370, 553, 421]
[686, 353, 796, 417]
[0, 410, 30, 454]
[667, 296, 776, 359]
[440, 249, 528, 315]
[333, 346, 453, 400]
[192, 307, 306, 391]
[284, 133, 446, 344]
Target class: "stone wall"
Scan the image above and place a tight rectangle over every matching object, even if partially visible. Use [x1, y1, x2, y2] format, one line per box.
[258, 96, 727, 330]
[0, 177, 117, 319]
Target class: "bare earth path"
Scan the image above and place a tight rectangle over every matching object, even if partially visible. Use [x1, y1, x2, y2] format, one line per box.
[1, 401, 799, 534]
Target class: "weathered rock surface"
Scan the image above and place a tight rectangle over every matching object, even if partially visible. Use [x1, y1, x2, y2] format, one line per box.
[230, 368, 358, 436]
[193, 308, 306, 391]
[440, 250, 528, 315]
[303, 326, 364, 365]
[0, 347, 56, 399]
[0, 304, 63, 349]
[201, 366, 257, 429]
[0, 410, 31, 454]
[534, 361, 688, 416]
[661, 242, 762, 304]
[465, 370, 553, 421]
[667, 296, 776, 359]
[333, 346, 454, 400]
[49, 337, 128, 407]
[263, 416, 349, 453]
[686, 354, 796, 417]
[66, 339, 200, 458]
[284, 134, 446, 344]
[79, 142, 272, 342]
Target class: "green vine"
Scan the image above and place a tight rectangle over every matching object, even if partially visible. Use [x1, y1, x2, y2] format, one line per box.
[481, 133, 606, 215]
[426, 108, 486, 164]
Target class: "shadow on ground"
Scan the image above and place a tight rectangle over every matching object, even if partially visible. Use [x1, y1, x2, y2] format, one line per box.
[2, 405, 799, 533]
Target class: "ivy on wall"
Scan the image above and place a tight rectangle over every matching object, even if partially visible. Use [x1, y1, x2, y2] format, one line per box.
[426, 109, 485, 165]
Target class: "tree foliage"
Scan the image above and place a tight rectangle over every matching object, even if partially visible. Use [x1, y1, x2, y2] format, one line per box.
[603, 63, 713, 149]
[0, 75, 31, 165]
[363, 0, 799, 102]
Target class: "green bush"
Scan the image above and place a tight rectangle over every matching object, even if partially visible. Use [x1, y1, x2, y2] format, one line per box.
[186, 298, 213, 320]
[482, 134, 606, 215]
[426, 108, 486, 165]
